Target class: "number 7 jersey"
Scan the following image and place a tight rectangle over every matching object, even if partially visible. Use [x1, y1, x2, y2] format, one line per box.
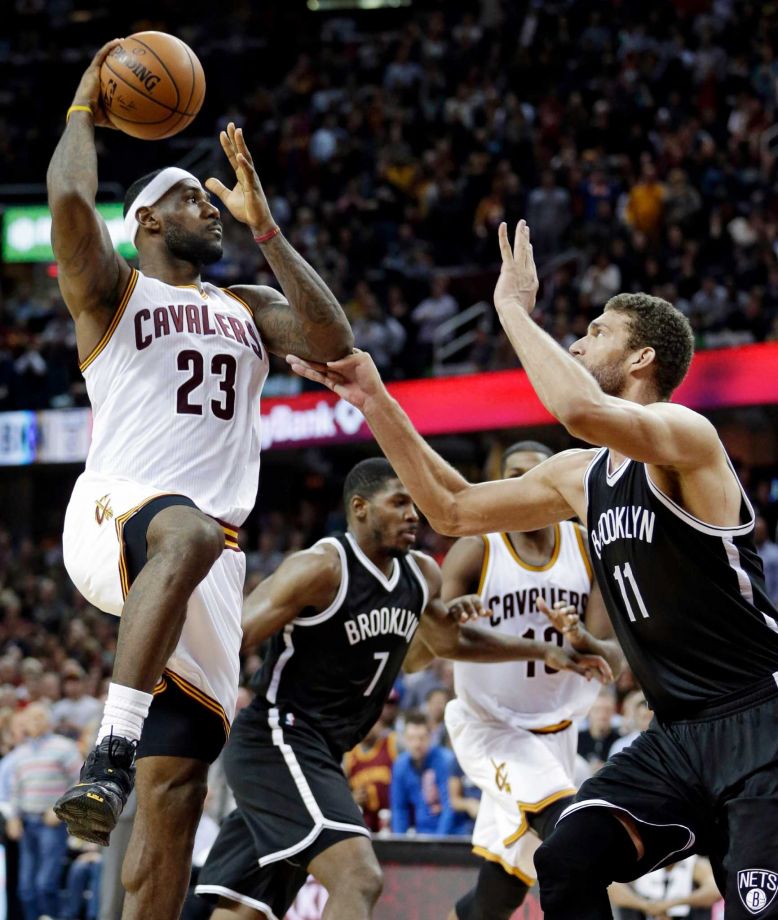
[81, 269, 269, 525]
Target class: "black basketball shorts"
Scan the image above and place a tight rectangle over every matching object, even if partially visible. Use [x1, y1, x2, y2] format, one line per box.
[195, 702, 369, 918]
[558, 677, 778, 918]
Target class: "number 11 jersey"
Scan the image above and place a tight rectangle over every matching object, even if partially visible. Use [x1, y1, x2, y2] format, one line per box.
[82, 269, 268, 525]
[585, 447, 778, 719]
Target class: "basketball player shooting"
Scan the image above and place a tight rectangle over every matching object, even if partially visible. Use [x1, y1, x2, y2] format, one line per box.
[47, 41, 353, 920]
[195, 458, 610, 920]
[289, 221, 778, 918]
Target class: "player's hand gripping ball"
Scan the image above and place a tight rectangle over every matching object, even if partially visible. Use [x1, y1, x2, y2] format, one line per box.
[99, 31, 205, 140]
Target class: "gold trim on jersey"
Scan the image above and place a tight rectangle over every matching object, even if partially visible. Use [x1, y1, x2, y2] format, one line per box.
[502, 787, 577, 847]
[218, 519, 240, 551]
[471, 846, 535, 885]
[574, 525, 593, 581]
[153, 676, 167, 695]
[163, 667, 231, 738]
[171, 283, 208, 298]
[529, 719, 573, 735]
[476, 535, 490, 595]
[220, 287, 255, 318]
[79, 269, 139, 373]
[501, 524, 561, 572]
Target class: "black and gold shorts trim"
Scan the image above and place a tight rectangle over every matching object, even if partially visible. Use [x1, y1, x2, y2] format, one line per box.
[137, 668, 229, 764]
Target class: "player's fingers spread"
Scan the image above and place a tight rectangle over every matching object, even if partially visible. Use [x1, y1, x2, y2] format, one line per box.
[513, 220, 524, 259]
[498, 222, 513, 262]
[204, 178, 229, 202]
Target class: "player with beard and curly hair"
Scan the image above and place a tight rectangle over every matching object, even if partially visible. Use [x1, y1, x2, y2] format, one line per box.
[289, 221, 778, 919]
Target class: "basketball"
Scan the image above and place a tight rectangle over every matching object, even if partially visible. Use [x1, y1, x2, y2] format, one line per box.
[99, 31, 205, 140]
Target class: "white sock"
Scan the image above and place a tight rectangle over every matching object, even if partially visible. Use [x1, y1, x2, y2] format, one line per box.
[96, 683, 154, 745]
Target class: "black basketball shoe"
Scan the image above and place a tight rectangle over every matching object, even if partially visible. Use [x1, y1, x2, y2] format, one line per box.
[54, 733, 137, 846]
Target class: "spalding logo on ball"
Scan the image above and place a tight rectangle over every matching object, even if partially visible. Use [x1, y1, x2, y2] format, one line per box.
[100, 31, 205, 140]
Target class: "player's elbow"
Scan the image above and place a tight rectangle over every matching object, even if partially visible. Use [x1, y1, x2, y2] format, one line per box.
[558, 398, 605, 442]
[426, 495, 474, 538]
[311, 323, 354, 362]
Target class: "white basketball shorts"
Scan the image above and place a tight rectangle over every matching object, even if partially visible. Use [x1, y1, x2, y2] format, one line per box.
[445, 697, 579, 883]
[63, 470, 244, 739]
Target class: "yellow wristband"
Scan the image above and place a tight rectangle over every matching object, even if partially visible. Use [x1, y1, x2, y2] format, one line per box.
[66, 104, 93, 122]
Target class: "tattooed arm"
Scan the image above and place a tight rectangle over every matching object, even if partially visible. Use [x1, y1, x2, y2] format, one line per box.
[46, 40, 131, 364]
[206, 123, 353, 361]
[229, 234, 353, 360]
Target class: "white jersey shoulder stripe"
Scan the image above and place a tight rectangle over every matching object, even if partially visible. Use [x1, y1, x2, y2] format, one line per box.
[583, 447, 607, 506]
[572, 524, 593, 581]
[220, 287, 255, 318]
[476, 534, 490, 595]
[80, 268, 139, 373]
[406, 551, 430, 612]
[293, 538, 349, 626]
[644, 465, 754, 537]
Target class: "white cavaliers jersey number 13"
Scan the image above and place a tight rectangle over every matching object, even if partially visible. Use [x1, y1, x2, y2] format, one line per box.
[81, 269, 269, 526]
[454, 521, 598, 731]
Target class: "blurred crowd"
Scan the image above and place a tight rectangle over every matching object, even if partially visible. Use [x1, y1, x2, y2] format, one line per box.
[1, 0, 778, 407]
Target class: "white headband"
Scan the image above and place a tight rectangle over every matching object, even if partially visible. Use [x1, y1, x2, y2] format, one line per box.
[123, 167, 201, 246]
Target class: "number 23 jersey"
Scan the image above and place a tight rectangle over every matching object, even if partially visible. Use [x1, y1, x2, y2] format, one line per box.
[81, 269, 269, 525]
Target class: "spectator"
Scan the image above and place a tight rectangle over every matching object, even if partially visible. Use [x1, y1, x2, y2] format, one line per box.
[51, 660, 103, 739]
[608, 691, 654, 759]
[526, 169, 571, 257]
[440, 755, 480, 837]
[624, 160, 665, 240]
[390, 711, 453, 835]
[577, 690, 620, 773]
[5, 703, 81, 920]
[609, 855, 721, 919]
[755, 515, 778, 605]
[410, 276, 459, 376]
[423, 686, 451, 748]
[579, 251, 623, 307]
[344, 709, 398, 833]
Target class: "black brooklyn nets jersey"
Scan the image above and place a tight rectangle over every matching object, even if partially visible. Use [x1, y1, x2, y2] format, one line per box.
[585, 448, 778, 719]
[252, 533, 428, 755]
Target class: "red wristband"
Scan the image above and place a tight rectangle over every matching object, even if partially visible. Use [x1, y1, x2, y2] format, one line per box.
[253, 226, 280, 245]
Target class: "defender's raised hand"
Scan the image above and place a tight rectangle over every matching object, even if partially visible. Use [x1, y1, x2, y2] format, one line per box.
[494, 220, 539, 315]
[286, 349, 386, 413]
[206, 122, 274, 233]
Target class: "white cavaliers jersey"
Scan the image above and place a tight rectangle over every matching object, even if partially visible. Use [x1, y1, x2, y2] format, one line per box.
[81, 269, 269, 525]
[454, 522, 598, 731]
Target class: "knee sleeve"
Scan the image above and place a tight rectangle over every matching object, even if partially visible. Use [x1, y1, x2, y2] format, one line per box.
[455, 860, 529, 920]
[536, 808, 640, 920]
